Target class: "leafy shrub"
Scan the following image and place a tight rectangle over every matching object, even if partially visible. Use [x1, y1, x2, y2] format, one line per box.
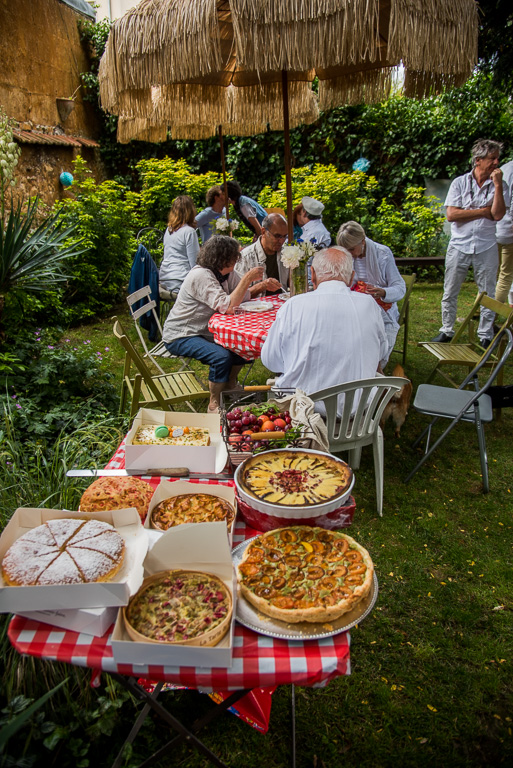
[258, 165, 379, 239]
[54, 156, 142, 323]
[137, 157, 223, 229]
[370, 187, 448, 259]
[0, 327, 118, 445]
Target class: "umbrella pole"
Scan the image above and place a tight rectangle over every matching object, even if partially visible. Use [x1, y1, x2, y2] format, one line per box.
[281, 69, 293, 243]
[219, 125, 229, 221]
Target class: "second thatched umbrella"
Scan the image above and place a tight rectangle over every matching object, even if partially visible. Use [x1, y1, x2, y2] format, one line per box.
[99, 0, 479, 238]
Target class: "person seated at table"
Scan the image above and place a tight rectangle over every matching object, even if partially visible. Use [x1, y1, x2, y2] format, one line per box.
[195, 185, 226, 243]
[160, 196, 200, 294]
[293, 203, 303, 241]
[261, 247, 387, 410]
[296, 196, 331, 247]
[336, 221, 406, 369]
[235, 213, 289, 292]
[226, 180, 267, 238]
[162, 236, 278, 413]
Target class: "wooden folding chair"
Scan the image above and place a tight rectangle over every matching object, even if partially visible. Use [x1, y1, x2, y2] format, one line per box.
[127, 285, 189, 374]
[418, 292, 513, 387]
[113, 317, 209, 419]
[391, 273, 416, 365]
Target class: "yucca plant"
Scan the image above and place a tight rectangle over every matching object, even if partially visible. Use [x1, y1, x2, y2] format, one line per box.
[0, 197, 84, 334]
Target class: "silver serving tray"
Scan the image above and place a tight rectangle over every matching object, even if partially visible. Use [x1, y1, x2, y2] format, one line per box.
[232, 536, 378, 641]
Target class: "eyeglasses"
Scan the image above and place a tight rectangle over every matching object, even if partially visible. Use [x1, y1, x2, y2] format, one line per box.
[265, 230, 287, 241]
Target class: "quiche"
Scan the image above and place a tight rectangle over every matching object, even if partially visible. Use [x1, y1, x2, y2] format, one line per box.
[80, 476, 154, 521]
[2, 518, 125, 586]
[151, 494, 235, 531]
[237, 526, 373, 623]
[124, 570, 232, 646]
[132, 425, 210, 447]
[239, 450, 352, 506]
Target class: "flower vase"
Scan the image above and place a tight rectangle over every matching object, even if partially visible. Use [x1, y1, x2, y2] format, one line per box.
[289, 263, 309, 296]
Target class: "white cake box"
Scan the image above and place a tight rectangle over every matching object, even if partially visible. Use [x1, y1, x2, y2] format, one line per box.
[125, 408, 227, 473]
[16, 605, 118, 636]
[144, 479, 236, 546]
[0, 508, 148, 613]
[112, 522, 235, 668]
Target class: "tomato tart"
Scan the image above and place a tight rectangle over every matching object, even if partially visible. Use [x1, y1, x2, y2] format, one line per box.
[237, 526, 373, 623]
[151, 494, 235, 531]
[124, 570, 232, 646]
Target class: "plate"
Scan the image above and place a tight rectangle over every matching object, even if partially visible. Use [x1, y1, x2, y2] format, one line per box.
[239, 301, 272, 312]
[231, 537, 378, 641]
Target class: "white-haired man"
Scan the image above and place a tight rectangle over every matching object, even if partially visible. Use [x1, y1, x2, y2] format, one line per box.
[433, 138, 509, 346]
[261, 247, 387, 402]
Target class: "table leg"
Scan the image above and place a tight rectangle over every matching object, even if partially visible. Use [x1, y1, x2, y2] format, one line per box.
[291, 684, 296, 768]
[109, 674, 251, 768]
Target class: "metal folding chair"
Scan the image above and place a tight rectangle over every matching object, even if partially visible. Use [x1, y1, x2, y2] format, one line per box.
[391, 273, 416, 365]
[405, 329, 513, 492]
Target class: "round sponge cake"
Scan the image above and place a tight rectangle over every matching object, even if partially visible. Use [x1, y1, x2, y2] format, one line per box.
[80, 476, 154, 521]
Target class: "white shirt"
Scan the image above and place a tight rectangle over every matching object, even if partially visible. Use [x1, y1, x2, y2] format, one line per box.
[496, 160, 513, 245]
[261, 281, 387, 409]
[300, 218, 331, 247]
[444, 171, 509, 253]
[195, 207, 226, 243]
[160, 226, 200, 292]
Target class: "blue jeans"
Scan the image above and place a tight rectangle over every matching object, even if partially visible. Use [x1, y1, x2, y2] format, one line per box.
[165, 336, 248, 383]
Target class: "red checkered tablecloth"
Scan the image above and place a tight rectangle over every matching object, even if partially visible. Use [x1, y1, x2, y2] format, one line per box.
[208, 295, 285, 360]
[7, 438, 350, 692]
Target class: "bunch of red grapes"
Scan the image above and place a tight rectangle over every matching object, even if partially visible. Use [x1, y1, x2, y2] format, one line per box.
[225, 405, 293, 451]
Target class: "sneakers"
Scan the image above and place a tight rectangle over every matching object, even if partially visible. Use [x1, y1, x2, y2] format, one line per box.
[479, 338, 492, 349]
[431, 332, 453, 343]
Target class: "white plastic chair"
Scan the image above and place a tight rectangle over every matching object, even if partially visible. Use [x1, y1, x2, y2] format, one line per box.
[126, 285, 187, 374]
[308, 376, 409, 516]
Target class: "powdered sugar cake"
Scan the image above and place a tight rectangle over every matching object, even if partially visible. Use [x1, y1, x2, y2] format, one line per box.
[2, 518, 125, 587]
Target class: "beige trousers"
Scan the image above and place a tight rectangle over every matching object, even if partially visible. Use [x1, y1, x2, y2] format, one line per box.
[495, 242, 513, 304]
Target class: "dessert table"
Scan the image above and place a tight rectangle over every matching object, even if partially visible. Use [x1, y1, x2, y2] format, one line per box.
[208, 295, 285, 360]
[7, 439, 351, 768]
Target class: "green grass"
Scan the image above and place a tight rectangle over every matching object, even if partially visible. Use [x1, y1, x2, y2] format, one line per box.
[1, 281, 513, 767]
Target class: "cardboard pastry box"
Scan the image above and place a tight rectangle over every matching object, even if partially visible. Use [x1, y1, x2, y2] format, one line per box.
[125, 408, 227, 473]
[112, 522, 235, 668]
[17, 605, 118, 637]
[0, 508, 148, 614]
[144, 479, 236, 545]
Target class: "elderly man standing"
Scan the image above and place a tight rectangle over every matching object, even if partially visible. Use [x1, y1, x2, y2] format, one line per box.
[235, 213, 289, 291]
[261, 247, 387, 399]
[433, 138, 508, 345]
[297, 196, 331, 247]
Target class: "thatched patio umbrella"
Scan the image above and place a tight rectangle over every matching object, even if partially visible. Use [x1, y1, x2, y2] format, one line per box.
[99, 0, 478, 239]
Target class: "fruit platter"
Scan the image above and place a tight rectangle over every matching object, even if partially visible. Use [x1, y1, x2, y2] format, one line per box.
[221, 399, 304, 468]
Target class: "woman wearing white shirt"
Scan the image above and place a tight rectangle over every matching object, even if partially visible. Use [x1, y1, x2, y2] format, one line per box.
[337, 221, 406, 368]
[160, 196, 200, 293]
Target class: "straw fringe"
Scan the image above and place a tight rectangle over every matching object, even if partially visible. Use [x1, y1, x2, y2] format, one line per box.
[117, 117, 168, 144]
[319, 68, 394, 109]
[403, 69, 470, 99]
[388, 0, 478, 76]
[231, 0, 381, 72]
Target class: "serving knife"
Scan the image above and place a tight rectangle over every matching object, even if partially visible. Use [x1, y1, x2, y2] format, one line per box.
[66, 468, 233, 480]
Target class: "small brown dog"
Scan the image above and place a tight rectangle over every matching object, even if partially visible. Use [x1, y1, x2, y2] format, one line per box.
[380, 364, 413, 437]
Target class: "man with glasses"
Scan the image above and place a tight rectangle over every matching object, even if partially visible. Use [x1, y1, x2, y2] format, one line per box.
[236, 213, 289, 293]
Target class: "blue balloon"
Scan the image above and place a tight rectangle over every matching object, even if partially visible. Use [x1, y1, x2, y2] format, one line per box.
[352, 157, 371, 173]
[60, 172, 74, 187]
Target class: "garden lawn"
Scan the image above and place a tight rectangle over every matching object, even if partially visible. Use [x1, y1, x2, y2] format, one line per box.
[1, 280, 512, 767]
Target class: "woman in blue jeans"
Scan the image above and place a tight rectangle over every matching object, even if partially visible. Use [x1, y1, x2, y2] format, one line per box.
[162, 236, 281, 412]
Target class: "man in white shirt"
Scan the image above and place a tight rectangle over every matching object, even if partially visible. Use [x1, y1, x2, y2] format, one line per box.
[297, 196, 331, 247]
[495, 159, 513, 305]
[195, 186, 226, 243]
[236, 213, 289, 290]
[261, 247, 387, 408]
[433, 138, 508, 345]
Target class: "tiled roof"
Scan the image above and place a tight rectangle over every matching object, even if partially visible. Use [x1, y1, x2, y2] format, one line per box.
[13, 130, 99, 148]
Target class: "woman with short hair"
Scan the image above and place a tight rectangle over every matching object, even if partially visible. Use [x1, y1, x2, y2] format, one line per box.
[336, 221, 406, 369]
[226, 180, 267, 238]
[160, 196, 200, 293]
[162, 236, 276, 412]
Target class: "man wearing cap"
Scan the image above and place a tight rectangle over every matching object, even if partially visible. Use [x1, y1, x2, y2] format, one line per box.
[297, 197, 332, 247]
[261, 247, 387, 413]
[235, 213, 289, 292]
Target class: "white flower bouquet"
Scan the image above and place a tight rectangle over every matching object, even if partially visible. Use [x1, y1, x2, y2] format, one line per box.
[214, 216, 239, 234]
[280, 239, 316, 269]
